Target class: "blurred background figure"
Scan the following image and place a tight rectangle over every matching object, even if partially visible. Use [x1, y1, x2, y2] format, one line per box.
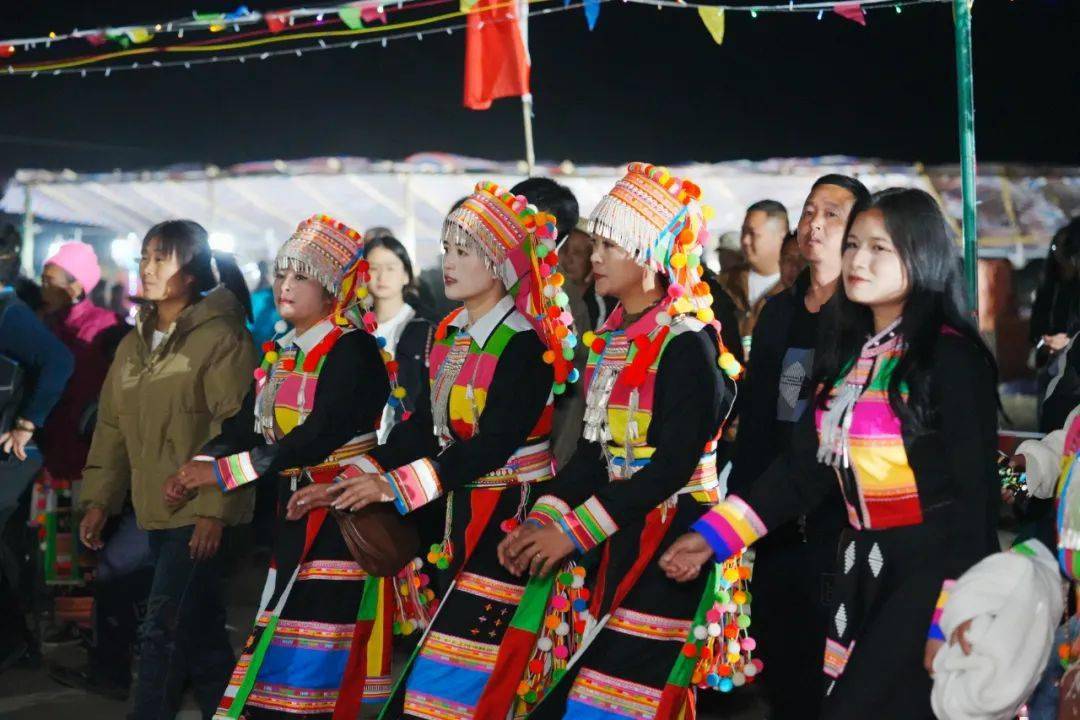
[0, 225, 74, 672]
[1030, 217, 1080, 432]
[779, 231, 806, 289]
[721, 199, 790, 357]
[715, 229, 745, 273]
[366, 231, 434, 443]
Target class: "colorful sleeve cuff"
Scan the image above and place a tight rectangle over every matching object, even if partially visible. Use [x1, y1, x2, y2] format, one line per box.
[691, 495, 767, 563]
[335, 454, 386, 482]
[215, 452, 259, 492]
[556, 495, 619, 553]
[526, 494, 572, 528]
[928, 579, 956, 641]
[385, 458, 443, 515]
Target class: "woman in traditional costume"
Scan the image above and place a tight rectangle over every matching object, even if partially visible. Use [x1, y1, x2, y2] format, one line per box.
[289, 182, 576, 720]
[661, 188, 1000, 720]
[168, 215, 415, 719]
[497, 163, 743, 720]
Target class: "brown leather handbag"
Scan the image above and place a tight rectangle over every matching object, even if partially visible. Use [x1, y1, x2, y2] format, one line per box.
[332, 504, 419, 577]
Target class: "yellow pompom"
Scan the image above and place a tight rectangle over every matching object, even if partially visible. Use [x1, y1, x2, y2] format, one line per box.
[702, 204, 716, 221]
[719, 352, 737, 369]
[400, 620, 415, 635]
[392, 386, 407, 399]
[356, 287, 369, 299]
[264, 351, 279, 364]
[697, 308, 715, 324]
[723, 568, 740, 584]
[674, 297, 693, 315]
[582, 331, 596, 348]
[670, 253, 687, 269]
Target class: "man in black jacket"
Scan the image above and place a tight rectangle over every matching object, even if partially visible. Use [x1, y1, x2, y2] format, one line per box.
[728, 174, 869, 720]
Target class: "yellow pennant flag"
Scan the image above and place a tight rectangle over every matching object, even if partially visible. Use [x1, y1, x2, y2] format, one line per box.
[698, 7, 725, 45]
[125, 28, 154, 44]
[460, 0, 480, 12]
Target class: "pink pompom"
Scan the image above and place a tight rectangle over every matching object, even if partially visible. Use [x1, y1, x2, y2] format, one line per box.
[254, 368, 267, 381]
[706, 608, 722, 623]
[560, 311, 573, 326]
[553, 645, 570, 660]
[741, 637, 756, 651]
[667, 283, 685, 299]
[539, 264, 552, 278]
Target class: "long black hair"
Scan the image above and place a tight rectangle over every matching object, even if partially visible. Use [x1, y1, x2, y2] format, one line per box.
[141, 220, 252, 320]
[365, 231, 420, 305]
[815, 188, 997, 432]
[1030, 217, 1080, 341]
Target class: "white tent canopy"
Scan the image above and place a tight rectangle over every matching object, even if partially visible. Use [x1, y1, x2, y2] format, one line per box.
[4, 153, 1076, 271]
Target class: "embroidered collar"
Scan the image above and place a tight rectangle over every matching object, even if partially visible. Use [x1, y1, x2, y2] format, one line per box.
[447, 294, 516, 347]
[600, 299, 669, 340]
[277, 319, 337, 354]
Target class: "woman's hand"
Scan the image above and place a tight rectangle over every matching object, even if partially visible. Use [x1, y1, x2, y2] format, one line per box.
[1044, 333, 1071, 353]
[80, 506, 108, 550]
[499, 524, 576, 577]
[497, 523, 539, 573]
[164, 474, 195, 507]
[189, 517, 224, 561]
[286, 483, 338, 520]
[0, 419, 34, 461]
[1003, 454, 1026, 505]
[924, 638, 944, 674]
[176, 460, 218, 491]
[659, 532, 715, 582]
[327, 473, 395, 512]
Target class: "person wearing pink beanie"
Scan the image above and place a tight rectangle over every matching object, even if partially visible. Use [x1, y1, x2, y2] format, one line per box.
[37, 242, 124, 578]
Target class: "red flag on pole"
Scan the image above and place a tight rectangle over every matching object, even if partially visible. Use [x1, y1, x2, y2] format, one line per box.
[463, 0, 530, 110]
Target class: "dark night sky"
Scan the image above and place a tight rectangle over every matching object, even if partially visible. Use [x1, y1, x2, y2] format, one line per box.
[0, 0, 1076, 180]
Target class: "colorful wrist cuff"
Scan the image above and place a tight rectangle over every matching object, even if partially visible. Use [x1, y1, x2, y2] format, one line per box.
[691, 495, 767, 563]
[555, 496, 618, 553]
[526, 494, 572, 528]
[385, 458, 443, 515]
[215, 452, 259, 492]
[928, 579, 956, 641]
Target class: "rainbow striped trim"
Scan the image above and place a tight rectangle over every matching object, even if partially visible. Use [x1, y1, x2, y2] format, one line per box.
[927, 579, 955, 641]
[456, 571, 527, 605]
[385, 458, 443, 514]
[403, 690, 474, 720]
[692, 495, 767, 562]
[526, 494, 572, 528]
[824, 638, 854, 679]
[557, 496, 619, 552]
[334, 454, 385, 482]
[418, 631, 500, 673]
[296, 560, 367, 583]
[566, 667, 662, 719]
[607, 608, 691, 643]
[215, 452, 259, 492]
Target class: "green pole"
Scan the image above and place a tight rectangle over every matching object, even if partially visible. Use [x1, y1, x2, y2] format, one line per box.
[953, 0, 978, 314]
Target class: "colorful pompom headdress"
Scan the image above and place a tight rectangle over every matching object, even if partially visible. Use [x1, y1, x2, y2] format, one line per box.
[274, 214, 378, 333]
[585, 163, 741, 378]
[443, 182, 578, 395]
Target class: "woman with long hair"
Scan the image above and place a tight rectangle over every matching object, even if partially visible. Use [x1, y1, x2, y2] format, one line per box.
[496, 163, 740, 720]
[166, 215, 426, 718]
[365, 233, 433, 442]
[80, 220, 257, 719]
[661, 188, 1001, 719]
[288, 182, 574, 719]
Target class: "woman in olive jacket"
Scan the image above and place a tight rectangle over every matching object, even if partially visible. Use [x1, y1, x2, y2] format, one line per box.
[80, 220, 257, 720]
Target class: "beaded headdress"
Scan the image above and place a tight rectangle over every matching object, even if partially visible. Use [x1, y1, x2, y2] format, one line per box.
[442, 181, 578, 394]
[584, 163, 741, 378]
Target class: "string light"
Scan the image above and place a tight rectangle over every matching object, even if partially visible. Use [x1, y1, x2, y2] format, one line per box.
[2, 0, 942, 78]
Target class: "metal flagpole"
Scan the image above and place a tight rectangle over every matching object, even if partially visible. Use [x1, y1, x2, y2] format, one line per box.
[953, 0, 978, 314]
[522, 93, 536, 175]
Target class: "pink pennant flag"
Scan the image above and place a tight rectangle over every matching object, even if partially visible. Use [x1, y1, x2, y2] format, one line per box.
[833, 2, 866, 25]
[360, 2, 388, 25]
[85, 33, 108, 47]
